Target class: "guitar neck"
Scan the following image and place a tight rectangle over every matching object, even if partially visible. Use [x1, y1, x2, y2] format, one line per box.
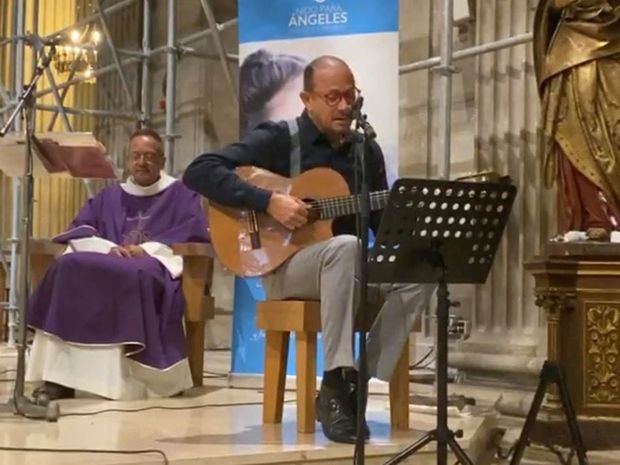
[309, 190, 390, 220]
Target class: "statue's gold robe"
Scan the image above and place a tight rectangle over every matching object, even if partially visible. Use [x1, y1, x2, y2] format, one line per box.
[535, 0, 620, 232]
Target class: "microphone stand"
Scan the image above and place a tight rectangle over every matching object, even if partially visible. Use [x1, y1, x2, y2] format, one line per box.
[0, 39, 61, 421]
[351, 98, 376, 465]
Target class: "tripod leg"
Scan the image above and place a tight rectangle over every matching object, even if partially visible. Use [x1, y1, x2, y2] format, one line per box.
[382, 431, 436, 465]
[436, 277, 450, 465]
[553, 364, 590, 465]
[509, 362, 551, 465]
[446, 434, 475, 465]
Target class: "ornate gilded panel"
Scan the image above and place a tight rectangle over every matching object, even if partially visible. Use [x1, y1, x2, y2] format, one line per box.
[585, 304, 620, 404]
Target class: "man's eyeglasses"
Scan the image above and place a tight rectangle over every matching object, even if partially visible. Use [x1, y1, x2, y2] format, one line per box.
[315, 87, 361, 107]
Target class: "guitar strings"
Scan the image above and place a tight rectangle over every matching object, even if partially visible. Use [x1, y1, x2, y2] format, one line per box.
[309, 192, 390, 214]
[308, 191, 390, 210]
[308, 199, 382, 216]
[307, 191, 391, 218]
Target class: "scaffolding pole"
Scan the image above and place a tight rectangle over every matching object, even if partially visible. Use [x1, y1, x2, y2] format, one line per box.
[140, 0, 152, 125]
[399, 32, 533, 74]
[95, 0, 138, 113]
[46, 67, 78, 131]
[437, 0, 455, 182]
[0, 75, 11, 108]
[200, 0, 238, 104]
[115, 45, 238, 61]
[30, 0, 39, 130]
[6, 0, 26, 347]
[36, 103, 137, 119]
[0, 172, 7, 277]
[165, 0, 177, 172]
[168, 18, 238, 55]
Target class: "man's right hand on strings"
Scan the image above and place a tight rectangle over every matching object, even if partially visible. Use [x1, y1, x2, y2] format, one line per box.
[267, 192, 309, 230]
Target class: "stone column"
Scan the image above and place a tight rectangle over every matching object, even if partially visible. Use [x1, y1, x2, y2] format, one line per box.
[422, 0, 555, 381]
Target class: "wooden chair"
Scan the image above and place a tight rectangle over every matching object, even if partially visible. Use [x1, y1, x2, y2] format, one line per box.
[256, 299, 413, 434]
[29, 239, 215, 387]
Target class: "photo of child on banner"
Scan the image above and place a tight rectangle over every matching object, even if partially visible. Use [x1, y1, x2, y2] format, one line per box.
[239, 49, 306, 136]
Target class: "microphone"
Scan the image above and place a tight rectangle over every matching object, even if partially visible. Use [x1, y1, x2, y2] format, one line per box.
[351, 96, 377, 140]
[350, 96, 364, 123]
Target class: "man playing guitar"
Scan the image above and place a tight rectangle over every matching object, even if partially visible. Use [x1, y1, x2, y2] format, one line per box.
[184, 56, 435, 444]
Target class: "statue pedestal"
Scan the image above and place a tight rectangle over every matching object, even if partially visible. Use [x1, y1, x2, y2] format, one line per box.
[528, 242, 620, 448]
[528, 242, 620, 418]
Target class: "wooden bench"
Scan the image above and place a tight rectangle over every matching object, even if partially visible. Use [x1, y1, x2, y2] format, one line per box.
[256, 299, 412, 433]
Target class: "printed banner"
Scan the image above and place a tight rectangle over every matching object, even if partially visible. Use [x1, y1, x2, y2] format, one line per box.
[232, 0, 400, 376]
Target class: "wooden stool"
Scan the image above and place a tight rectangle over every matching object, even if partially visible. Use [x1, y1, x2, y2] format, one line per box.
[256, 300, 411, 434]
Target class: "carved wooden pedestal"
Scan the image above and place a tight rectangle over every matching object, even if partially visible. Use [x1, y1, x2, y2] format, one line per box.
[528, 242, 620, 418]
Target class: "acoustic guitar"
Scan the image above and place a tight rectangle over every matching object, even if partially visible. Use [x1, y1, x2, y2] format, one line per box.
[208, 166, 389, 276]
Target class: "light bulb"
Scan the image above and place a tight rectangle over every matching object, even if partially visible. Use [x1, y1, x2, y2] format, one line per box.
[70, 29, 81, 44]
[91, 30, 101, 44]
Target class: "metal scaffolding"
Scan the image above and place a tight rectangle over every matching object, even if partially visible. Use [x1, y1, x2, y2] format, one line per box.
[0, 0, 534, 344]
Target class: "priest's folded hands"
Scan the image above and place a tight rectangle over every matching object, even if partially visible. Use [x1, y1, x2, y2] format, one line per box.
[109, 245, 147, 258]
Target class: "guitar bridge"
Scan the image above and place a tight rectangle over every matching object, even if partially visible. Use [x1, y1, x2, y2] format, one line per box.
[248, 210, 261, 250]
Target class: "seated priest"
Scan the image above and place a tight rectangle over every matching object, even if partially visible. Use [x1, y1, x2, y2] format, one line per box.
[26, 128, 210, 401]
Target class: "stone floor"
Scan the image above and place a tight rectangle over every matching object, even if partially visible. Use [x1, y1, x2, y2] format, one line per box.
[0, 345, 617, 465]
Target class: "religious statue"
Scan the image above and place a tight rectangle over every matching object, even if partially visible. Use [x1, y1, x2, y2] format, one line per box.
[534, 0, 620, 240]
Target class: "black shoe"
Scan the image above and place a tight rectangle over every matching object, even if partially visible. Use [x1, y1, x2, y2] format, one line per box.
[32, 382, 75, 405]
[345, 376, 371, 439]
[315, 382, 358, 444]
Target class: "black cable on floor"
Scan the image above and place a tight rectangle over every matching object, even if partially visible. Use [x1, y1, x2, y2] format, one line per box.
[409, 347, 434, 369]
[0, 446, 169, 465]
[60, 398, 296, 418]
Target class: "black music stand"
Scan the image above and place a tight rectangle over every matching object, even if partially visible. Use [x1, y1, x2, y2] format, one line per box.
[368, 178, 516, 465]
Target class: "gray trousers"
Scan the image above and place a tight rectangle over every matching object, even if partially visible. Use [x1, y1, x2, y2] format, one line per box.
[261, 235, 436, 381]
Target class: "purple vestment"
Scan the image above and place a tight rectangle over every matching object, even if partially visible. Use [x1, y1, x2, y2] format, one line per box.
[27, 180, 209, 370]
